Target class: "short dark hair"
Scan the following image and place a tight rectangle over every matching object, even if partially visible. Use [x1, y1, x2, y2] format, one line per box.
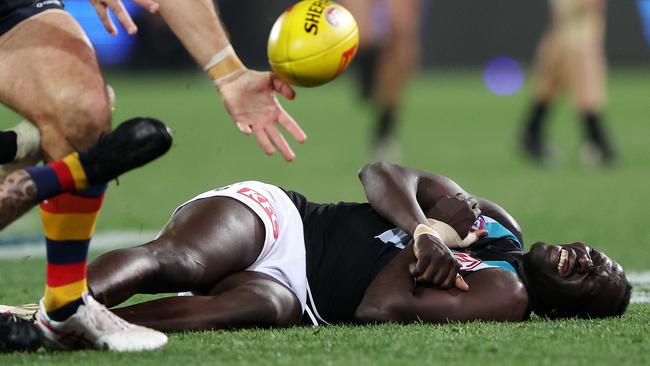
[577, 274, 632, 319]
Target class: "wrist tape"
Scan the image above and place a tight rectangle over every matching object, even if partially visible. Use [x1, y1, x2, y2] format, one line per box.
[426, 218, 479, 248]
[203, 45, 245, 85]
[414, 223, 442, 243]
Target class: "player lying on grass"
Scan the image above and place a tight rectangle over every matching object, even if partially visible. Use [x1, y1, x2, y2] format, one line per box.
[0, 117, 172, 352]
[76, 162, 631, 332]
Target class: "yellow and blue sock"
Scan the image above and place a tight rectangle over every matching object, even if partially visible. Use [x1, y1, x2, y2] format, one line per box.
[26, 153, 107, 321]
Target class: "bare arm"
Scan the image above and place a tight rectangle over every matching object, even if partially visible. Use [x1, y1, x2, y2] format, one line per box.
[358, 162, 478, 236]
[0, 170, 37, 230]
[355, 243, 529, 324]
[359, 162, 484, 289]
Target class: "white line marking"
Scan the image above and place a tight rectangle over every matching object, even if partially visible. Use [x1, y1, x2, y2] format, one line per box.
[628, 271, 650, 304]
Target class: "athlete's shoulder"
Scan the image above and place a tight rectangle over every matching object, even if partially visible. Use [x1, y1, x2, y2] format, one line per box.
[474, 197, 523, 243]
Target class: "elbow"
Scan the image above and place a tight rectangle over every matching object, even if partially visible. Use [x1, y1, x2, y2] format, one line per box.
[358, 161, 391, 181]
[355, 298, 402, 324]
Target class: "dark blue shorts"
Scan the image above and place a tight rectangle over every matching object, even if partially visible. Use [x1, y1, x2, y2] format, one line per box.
[0, 0, 65, 36]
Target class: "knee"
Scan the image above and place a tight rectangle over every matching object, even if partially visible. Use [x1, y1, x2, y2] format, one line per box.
[54, 86, 112, 149]
[141, 241, 206, 285]
[257, 283, 302, 327]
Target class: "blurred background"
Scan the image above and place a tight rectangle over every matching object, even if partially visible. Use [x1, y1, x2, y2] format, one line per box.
[1, 0, 649, 279]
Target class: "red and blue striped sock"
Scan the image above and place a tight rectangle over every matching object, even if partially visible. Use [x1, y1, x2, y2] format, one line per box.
[25, 152, 107, 321]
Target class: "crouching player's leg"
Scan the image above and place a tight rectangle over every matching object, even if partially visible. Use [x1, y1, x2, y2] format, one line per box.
[88, 182, 306, 331]
[0, 117, 172, 352]
[0, 4, 169, 351]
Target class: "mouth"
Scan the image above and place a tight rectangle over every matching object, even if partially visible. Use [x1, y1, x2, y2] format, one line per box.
[556, 248, 574, 277]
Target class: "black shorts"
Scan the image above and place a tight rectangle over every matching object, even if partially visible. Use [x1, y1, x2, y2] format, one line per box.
[0, 0, 65, 36]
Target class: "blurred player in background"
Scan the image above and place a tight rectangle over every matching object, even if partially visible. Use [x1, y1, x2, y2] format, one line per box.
[520, 0, 616, 166]
[341, 0, 423, 160]
[0, 0, 304, 351]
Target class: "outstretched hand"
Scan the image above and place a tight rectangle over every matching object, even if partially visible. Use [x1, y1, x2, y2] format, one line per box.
[89, 0, 159, 35]
[217, 70, 307, 161]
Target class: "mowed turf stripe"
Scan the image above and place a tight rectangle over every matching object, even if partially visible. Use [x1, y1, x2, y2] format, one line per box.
[0, 230, 158, 259]
[0, 232, 649, 303]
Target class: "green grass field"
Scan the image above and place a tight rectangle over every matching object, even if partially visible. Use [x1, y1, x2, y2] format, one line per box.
[1, 68, 649, 364]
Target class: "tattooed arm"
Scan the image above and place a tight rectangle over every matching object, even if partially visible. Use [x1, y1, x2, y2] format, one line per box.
[0, 170, 38, 230]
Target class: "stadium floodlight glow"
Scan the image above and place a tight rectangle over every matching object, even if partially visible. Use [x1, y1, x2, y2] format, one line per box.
[483, 56, 524, 97]
[637, 0, 650, 45]
[65, 0, 141, 65]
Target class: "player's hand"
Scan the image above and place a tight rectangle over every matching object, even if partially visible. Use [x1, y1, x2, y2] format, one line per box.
[426, 193, 481, 238]
[410, 235, 469, 291]
[217, 70, 307, 162]
[89, 0, 159, 36]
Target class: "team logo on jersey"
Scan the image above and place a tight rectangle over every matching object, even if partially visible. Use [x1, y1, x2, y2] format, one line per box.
[34, 0, 62, 8]
[237, 188, 279, 239]
[471, 216, 485, 232]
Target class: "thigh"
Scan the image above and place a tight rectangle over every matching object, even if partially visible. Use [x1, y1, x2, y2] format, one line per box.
[340, 0, 374, 46]
[386, 0, 422, 39]
[532, 31, 565, 100]
[146, 196, 267, 291]
[0, 10, 110, 158]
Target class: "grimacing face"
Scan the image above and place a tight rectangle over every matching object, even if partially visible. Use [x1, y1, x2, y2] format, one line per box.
[523, 242, 630, 318]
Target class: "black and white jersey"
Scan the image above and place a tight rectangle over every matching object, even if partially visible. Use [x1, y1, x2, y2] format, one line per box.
[285, 189, 525, 325]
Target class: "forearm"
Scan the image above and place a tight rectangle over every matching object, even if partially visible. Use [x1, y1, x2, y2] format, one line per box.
[359, 162, 466, 234]
[360, 162, 431, 234]
[156, 0, 233, 67]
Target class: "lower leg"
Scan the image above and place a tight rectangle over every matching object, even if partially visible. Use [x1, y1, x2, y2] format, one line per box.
[521, 100, 551, 156]
[373, 0, 421, 146]
[0, 170, 37, 230]
[88, 244, 194, 308]
[582, 111, 615, 163]
[112, 272, 302, 332]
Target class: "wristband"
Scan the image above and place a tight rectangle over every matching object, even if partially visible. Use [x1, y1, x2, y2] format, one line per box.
[203, 45, 245, 85]
[426, 218, 479, 248]
[414, 223, 442, 243]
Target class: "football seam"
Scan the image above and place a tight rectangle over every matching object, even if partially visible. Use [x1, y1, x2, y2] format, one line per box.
[270, 26, 359, 65]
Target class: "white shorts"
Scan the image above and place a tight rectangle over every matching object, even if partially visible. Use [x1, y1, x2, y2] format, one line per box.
[170, 181, 308, 312]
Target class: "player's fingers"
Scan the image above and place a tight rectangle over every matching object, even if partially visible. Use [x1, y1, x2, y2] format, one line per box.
[265, 125, 295, 162]
[108, 0, 138, 34]
[92, 2, 117, 35]
[131, 0, 159, 13]
[252, 126, 276, 156]
[272, 77, 296, 100]
[419, 263, 440, 285]
[235, 122, 252, 135]
[474, 229, 488, 239]
[413, 256, 430, 277]
[430, 261, 452, 287]
[277, 104, 307, 144]
[441, 268, 458, 289]
[455, 275, 470, 292]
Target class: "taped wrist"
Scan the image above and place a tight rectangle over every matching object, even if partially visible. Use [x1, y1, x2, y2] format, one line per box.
[426, 218, 478, 248]
[414, 223, 442, 244]
[203, 45, 245, 86]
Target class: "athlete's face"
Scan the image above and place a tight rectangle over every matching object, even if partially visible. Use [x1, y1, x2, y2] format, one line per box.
[523, 242, 630, 318]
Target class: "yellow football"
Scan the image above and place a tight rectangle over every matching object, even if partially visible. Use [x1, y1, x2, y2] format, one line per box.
[268, 0, 359, 87]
